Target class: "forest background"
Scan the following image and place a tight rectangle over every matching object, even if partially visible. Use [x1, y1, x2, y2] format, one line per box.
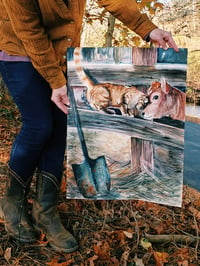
[0, 0, 200, 265]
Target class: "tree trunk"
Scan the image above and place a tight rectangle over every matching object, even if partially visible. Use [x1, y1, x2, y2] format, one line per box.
[104, 14, 115, 47]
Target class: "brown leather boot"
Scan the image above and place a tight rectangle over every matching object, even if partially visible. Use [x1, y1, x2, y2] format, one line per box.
[0, 166, 37, 243]
[32, 171, 78, 253]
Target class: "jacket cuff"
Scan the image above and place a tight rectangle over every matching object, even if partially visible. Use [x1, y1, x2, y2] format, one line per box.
[48, 71, 67, 90]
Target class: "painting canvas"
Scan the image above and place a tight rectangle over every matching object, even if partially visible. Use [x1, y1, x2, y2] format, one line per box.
[66, 47, 187, 207]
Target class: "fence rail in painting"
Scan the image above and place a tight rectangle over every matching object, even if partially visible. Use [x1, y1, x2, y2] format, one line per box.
[68, 109, 184, 149]
[68, 109, 184, 177]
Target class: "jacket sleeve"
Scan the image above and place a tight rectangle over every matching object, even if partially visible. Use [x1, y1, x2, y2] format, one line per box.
[3, 0, 66, 89]
[97, 0, 157, 39]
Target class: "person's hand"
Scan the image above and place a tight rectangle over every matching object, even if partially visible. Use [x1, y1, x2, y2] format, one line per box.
[51, 85, 70, 114]
[149, 28, 179, 52]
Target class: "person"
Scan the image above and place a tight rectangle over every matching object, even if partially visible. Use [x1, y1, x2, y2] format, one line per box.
[0, 0, 179, 253]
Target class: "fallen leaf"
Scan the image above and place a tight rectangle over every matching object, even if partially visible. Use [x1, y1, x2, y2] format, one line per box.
[87, 255, 98, 266]
[4, 247, 11, 262]
[120, 250, 130, 266]
[188, 206, 200, 220]
[93, 240, 111, 260]
[153, 223, 166, 234]
[140, 238, 152, 250]
[134, 254, 145, 266]
[153, 251, 169, 266]
[178, 260, 189, 266]
[38, 232, 48, 245]
[58, 202, 69, 212]
[177, 260, 189, 266]
[173, 248, 190, 261]
[46, 256, 74, 266]
[60, 177, 67, 193]
[123, 230, 133, 239]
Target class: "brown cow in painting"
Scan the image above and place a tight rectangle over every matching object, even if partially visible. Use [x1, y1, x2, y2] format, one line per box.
[142, 77, 186, 121]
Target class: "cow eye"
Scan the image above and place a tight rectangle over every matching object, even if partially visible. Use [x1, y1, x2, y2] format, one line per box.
[153, 95, 159, 100]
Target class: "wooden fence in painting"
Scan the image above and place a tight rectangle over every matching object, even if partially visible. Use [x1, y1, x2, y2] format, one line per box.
[68, 109, 184, 177]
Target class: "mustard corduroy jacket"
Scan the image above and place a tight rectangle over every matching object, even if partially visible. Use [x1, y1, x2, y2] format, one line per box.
[0, 0, 157, 89]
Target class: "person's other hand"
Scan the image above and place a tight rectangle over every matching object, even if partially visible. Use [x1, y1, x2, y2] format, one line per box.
[51, 85, 70, 114]
[149, 28, 179, 52]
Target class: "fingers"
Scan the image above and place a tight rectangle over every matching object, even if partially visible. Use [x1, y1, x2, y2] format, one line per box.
[164, 34, 179, 52]
[149, 29, 179, 52]
[53, 94, 69, 114]
[51, 85, 70, 114]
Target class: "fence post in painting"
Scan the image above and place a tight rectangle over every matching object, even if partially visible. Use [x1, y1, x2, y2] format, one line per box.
[132, 48, 157, 66]
[141, 140, 154, 173]
[131, 137, 154, 174]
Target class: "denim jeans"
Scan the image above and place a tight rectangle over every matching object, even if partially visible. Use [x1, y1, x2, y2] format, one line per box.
[0, 61, 67, 182]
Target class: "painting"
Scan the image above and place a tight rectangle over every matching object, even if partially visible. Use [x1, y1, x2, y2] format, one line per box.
[66, 47, 188, 207]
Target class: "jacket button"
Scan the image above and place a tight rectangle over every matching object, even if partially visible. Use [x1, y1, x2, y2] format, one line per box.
[67, 38, 72, 42]
[69, 20, 74, 24]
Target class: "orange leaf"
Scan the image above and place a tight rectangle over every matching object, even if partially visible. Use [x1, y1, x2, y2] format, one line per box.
[47, 257, 74, 266]
[177, 260, 189, 266]
[60, 177, 67, 193]
[188, 206, 200, 220]
[153, 251, 169, 266]
[93, 241, 111, 260]
[154, 223, 166, 234]
[38, 232, 48, 245]
[87, 255, 99, 266]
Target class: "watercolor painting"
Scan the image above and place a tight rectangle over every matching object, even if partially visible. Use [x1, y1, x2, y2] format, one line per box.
[66, 47, 187, 207]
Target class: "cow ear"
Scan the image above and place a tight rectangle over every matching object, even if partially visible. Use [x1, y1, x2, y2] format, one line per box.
[161, 77, 170, 93]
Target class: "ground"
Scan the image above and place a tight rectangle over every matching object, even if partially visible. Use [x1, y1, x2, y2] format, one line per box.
[0, 90, 200, 265]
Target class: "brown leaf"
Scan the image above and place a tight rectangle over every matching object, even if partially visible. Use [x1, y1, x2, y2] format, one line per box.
[58, 202, 69, 213]
[93, 240, 111, 260]
[60, 177, 67, 193]
[188, 206, 200, 220]
[173, 248, 190, 261]
[123, 230, 133, 239]
[38, 232, 48, 245]
[177, 260, 189, 266]
[87, 255, 98, 266]
[120, 250, 130, 266]
[4, 247, 11, 262]
[153, 251, 169, 266]
[134, 254, 145, 266]
[46, 256, 74, 266]
[153, 223, 166, 234]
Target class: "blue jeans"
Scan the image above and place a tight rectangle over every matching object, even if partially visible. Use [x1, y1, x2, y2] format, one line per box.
[0, 61, 67, 182]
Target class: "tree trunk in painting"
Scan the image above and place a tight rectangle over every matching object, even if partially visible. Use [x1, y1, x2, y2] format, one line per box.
[131, 138, 154, 174]
[113, 47, 121, 63]
[132, 48, 157, 66]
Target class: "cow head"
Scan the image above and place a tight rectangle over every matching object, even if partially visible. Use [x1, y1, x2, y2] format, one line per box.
[142, 77, 171, 120]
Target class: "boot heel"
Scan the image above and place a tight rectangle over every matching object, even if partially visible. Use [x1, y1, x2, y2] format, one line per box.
[1, 166, 37, 243]
[32, 172, 78, 253]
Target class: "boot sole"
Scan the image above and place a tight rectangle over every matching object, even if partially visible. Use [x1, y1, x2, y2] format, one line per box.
[49, 242, 78, 253]
[33, 223, 78, 253]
